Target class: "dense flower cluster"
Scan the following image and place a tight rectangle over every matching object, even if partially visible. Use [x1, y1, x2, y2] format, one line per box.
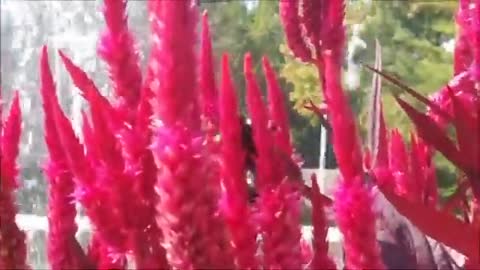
[0, 90, 29, 270]
[0, 0, 478, 269]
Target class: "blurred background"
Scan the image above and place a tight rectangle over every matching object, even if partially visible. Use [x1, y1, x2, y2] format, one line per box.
[1, 0, 459, 267]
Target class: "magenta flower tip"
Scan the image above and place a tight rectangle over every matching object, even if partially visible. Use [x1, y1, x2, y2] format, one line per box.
[334, 178, 385, 270]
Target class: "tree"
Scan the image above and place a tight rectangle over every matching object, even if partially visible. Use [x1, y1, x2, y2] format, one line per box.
[279, 1, 458, 193]
[202, 0, 323, 167]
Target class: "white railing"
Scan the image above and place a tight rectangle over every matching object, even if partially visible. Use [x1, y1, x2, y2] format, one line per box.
[16, 213, 342, 237]
[16, 213, 344, 269]
[16, 214, 343, 243]
[302, 168, 339, 197]
[16, 168, 343, 268]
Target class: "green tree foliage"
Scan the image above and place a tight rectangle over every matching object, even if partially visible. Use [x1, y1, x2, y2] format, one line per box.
[279, 1, 458, 193]
[202, 0, 322, 167]
[281, 1, 455, 132]
[362, 2, 458, 194]
[358, 2, 455, 133]
[202, 0, 289, 109]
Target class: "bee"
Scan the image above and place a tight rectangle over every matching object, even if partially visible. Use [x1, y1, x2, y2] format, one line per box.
[239, 115, 257, 177]
[240, 116, 332, 206]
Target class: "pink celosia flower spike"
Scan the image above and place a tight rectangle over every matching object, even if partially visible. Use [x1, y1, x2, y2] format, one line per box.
[471, 0, 480, 84]
[281, 0, 346, 66]
[98, 0, 142, 112]
[148, 1, 233, 268]
[244, 53, 274, 189]
[45, 157, 93, 270]
[408, 133, 425, 202]
[246, 55, 303, 270]
[59, 52, 122, 169]
[298, 0, 324, 53]
[41, 81, 92, 269]
[126, 92, 169, 270]
[323, 0, 346, 64]
[389, 129, 412, 199]
[322, 54, 363, 181]
[200, 11, 219, 129]
[68, 55, 135, 224]
[322, 52, 384, 270]
[58, 51, 114, 117]
[40, 47, 129, 262]
[298, 0, 346, 64]
[410, 133, 438, 206]
[148, 0, 200, 129]
[219, 53, 259, 269]
[279, 0, 313, 62]
[256, 181, 304, 269]
[60, 47, 166, 268]
[80, 111, 98, 163]
[125, 78, 169, 270]
[1, 91, 21, 190]
[50, 98, 128, 269]
[334, 176, 385, 270]
[60, 47, 168, 269]
[0, 91, 30, 270]
[310, 174, 336, 270]
[262, 56, 292, 155]
[454, 0, 473, 75]
[87, 232, 127, 270]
